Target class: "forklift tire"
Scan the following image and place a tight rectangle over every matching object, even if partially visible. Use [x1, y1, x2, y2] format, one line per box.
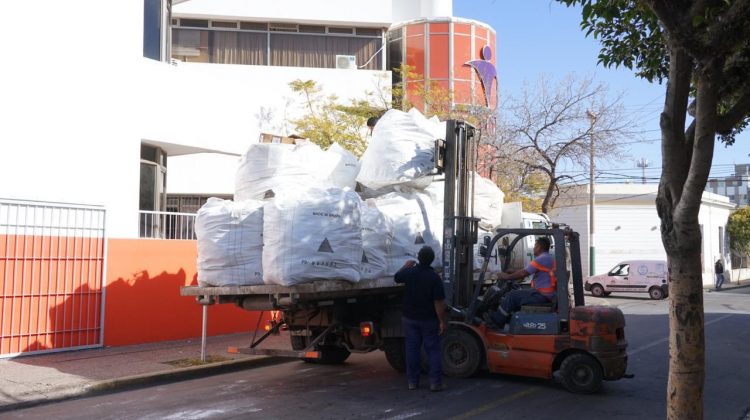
[649, 286, 665, 300]
[383, 338, 406, 372]
[442, 329, 481, 378]
[559, 353, 603, 394]
[590, 284, 606, 298]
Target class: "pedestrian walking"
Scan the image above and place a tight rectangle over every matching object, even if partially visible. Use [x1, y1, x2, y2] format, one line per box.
[394, 246, 447, 391]
[715, 258, 725, 290]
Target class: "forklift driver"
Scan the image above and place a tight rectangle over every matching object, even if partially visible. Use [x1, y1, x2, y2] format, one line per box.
[484, 237, 555, 330]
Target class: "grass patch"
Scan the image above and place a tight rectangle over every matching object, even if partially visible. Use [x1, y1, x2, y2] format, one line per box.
[163, 355, 231, 367]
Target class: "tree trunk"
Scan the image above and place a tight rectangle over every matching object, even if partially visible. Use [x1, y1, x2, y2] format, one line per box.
[658, 47, 718, 419]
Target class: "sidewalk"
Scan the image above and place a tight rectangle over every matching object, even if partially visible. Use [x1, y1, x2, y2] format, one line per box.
[0, 331, 289, 413]
[704, 276, 750, 292]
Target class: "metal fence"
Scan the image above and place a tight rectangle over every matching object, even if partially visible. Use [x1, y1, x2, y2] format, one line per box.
[139, 210, 197, 240]
[0, 199, 106, 357]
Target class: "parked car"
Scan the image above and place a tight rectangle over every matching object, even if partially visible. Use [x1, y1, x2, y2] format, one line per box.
[585, 260, 669, 300]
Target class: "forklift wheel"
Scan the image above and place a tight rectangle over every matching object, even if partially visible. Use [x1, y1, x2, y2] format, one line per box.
[442, 329, 481, 378]
[559, 353, 603, 394]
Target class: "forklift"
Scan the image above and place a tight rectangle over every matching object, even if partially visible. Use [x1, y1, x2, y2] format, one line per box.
[438, 120, 630, 393]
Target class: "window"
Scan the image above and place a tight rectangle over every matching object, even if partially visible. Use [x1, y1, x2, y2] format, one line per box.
[609, 264, 629, 276]
[240, 21, 268, 31]
[328, 27, 354, 34]
[356, 28, 381, 36]
[211, 21, 238, 29]
[181, 19, 209, 28]
[139, 144, 167, 212]
[719, 227, 724, 255]
[299, 25, 326, 34]
[143, 0, 162, 60]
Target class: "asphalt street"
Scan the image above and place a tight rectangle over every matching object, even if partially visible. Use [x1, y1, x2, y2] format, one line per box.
[7, 289, 750, 420]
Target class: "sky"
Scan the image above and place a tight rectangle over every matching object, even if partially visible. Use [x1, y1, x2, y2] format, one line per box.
[454, 0, 749, 185]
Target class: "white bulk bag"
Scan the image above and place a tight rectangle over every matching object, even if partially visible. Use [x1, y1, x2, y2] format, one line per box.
[195, 198, 264, 286]
[360, 200, 391, 280]
[375, 191, 442, 275]
[473, 173, 504, 229]
[357, 108, 444, 190]
[324, 143, 360, 189]
[262, 187, 362, 285]
[234, 143, 329, 201]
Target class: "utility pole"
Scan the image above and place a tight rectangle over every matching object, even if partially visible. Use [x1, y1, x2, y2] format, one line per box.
[587, 110, 596, 277]
[636, 158, 649, 184]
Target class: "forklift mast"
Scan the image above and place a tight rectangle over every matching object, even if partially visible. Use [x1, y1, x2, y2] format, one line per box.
[437, 120, 479, 309]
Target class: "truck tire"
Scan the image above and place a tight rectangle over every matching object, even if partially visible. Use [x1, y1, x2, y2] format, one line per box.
[559, 353, 603, 394]
[442, 329, 481, 378]
[590, 284, 605, 297]
[383, 338, 406, 372]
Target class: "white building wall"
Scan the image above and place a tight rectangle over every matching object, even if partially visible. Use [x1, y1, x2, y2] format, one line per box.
[0, 1, 390, 237]
[549, 185, 734, 286]
[595, 205, 666, 274]
[173, 0, 452, 25]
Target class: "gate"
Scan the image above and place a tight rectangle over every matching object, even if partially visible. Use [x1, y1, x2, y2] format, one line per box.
[0, 199, 106, 357]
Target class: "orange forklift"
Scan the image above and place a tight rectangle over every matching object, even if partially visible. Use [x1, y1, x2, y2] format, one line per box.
[438, 121, 631, 393]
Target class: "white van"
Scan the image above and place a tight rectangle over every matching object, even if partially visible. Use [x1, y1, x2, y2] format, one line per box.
[584, 260, 669, 300]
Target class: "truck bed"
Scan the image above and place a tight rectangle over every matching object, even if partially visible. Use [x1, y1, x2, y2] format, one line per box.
[180, 276, 402, 300]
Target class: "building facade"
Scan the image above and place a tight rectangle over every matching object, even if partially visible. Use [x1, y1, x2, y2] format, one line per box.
[0, 0, 496, 356]
[550, 184, 735, 285]
[705, 164, 750, 207]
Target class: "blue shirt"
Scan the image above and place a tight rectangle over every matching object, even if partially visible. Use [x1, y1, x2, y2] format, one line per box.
[525, 252, 554, 296]
[394, 264, 445, 321]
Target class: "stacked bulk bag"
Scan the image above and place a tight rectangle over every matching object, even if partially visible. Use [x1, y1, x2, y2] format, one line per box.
[360, 200, 392, 280]
[235, 142, 330, 201]
[324, 143, 360, 189]
[262, 187, 363, 285]
[375, 191, 442, 275]
[195, 198, 264, 286]
[357, 108, 444, 190]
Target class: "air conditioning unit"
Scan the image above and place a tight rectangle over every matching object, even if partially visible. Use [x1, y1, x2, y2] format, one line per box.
[336, 55, 357, 70]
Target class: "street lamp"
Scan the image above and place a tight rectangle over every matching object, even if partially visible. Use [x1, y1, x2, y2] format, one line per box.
[587, 110, 597, 277]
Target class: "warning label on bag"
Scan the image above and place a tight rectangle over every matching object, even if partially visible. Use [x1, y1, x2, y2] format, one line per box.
[318, 238, 334, 253]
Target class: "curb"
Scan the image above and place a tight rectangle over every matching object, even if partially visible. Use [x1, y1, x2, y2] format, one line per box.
[0, 356, 289, 413]
[704, 282, 750, 292]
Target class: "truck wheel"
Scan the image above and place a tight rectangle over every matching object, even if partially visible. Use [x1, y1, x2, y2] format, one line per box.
[649, 286, 665, 300]
[383, 338, 406, 372]
[559, 353, 603, 394]
[590, 284, 605, 297]
[442, 329, 481, 378]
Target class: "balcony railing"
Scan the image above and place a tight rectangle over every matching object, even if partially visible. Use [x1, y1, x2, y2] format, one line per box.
[139, 210, 196, 240]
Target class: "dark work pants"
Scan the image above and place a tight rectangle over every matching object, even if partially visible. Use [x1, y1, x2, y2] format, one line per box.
[402, 316, 442, 386]
[490, 289, 550, 326]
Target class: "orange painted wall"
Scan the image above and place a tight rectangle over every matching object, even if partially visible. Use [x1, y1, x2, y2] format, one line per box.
[1, 233, 104, 354]
[103, 239, 262, 347]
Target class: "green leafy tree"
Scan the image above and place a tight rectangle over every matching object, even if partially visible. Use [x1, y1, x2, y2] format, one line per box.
[728, 207, 750, 254]
[557, 1, 750, 418]
[288, 79, 374, 157]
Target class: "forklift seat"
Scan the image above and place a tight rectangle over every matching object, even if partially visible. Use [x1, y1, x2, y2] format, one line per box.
[520, 294, 557, 313]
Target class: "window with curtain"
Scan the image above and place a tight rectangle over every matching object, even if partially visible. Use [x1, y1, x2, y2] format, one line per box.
[210, 31, 267, 65]
[270, 34, 381, 69]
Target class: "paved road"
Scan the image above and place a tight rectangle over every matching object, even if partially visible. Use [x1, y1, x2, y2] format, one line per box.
[9, 291, 750, 420]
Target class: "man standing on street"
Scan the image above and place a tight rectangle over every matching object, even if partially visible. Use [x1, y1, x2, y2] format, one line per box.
[394, 246, 447, 392]
[715, 257, 725, 290]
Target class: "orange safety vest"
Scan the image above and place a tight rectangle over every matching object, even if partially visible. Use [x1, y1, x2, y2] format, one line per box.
[530, 259, 557, 295]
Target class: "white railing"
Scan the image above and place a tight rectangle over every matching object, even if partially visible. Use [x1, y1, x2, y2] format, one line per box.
[139, 210, 197, 240]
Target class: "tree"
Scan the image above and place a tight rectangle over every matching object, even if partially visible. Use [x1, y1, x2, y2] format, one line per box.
[557, 1, 750, 418]
[499, 74, 635, 213]
[288, 79, 379, 157]
[728, 207, 750, 256]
